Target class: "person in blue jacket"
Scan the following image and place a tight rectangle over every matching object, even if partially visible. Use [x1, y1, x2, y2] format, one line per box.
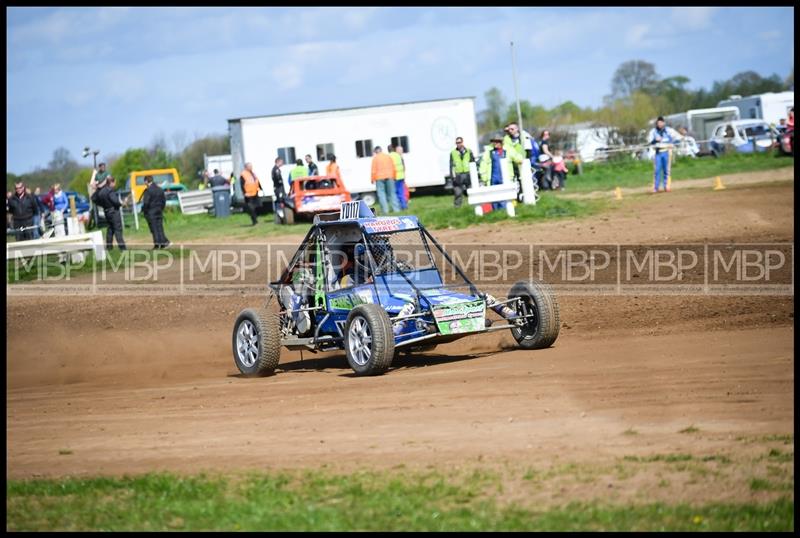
[648, 116, 681, 193]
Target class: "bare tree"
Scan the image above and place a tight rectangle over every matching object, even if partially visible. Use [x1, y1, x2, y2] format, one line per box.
[610, 60, 660, 100]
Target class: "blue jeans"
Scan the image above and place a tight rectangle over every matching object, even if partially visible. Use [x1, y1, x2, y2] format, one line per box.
[32, 214, 41, 239]
[653, 151, 670, 191]
[395, 179, 407, 209]
[491, 174, 504, 211]
[375, 179, 400, 214]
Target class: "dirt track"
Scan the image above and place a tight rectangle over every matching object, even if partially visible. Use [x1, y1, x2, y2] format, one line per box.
[6, 174, 794, 504]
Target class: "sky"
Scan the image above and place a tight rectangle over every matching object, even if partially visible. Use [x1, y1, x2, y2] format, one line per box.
[6, 6, 794, 174]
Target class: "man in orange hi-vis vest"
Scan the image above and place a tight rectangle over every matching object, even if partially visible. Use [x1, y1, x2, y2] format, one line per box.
[239, 162, 261, 225]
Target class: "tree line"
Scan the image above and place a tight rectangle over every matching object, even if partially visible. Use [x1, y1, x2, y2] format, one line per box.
[477, 59, 793, 144]
[7, 133, 230, 195]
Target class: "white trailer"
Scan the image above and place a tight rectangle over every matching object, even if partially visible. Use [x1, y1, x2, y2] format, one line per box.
[203, 153, 233, 178]
[662, 106, 741, 153]
[717, 91, 793, 126]
[228, 97, 478, 204]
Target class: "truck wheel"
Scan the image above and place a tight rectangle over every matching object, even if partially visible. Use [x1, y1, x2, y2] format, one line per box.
[508, 280, 560, 350]
[232, 308, 281, 376]
[283, 207, 295, 225]
[344, 304, 394, 376]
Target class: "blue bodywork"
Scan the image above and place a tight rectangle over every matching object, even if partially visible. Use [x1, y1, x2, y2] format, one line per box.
[272, 201, 487, 349]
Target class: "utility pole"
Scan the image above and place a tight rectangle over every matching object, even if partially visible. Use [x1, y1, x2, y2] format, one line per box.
[511, 41, 536, 205]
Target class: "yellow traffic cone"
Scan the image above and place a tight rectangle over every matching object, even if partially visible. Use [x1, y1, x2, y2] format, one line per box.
[614, 186, 623, 200]
[713, 176, 726, 190]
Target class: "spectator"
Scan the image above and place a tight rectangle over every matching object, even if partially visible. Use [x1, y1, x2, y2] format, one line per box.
[208, 168, 229, 188]
[92, 176, 126, 250]
[89, 162, 109, 228]
[271, 157, 286, 214]
[677, 127, 699, 158]
[370, 146, 399, 214]
[478, 133, 513, 211]
[199, 170, 210, 190]
[775, 118, 787, 134]
[787, 107, 794, 132]
[503, 123, 527, 184]
[141, 175, 170, 249]
[6, 191, 12, 230]
[32, 187, 49, 239]
[389, 144, 408, 210]
[647, 116, 680, 193]
[305, 154, 319, 176]
[7, 182, 39, 241]
[239, 162, 261, 226]
[289, 158, 309, 184]
[326, 154, 342, 183]
[449, 136, 475, 208]
[550, 151, 568, 190]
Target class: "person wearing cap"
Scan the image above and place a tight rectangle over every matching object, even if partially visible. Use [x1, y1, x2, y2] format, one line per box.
[370, 146, 399, 214]
[141, 175, 170, 249]
[7, 182, 39, 241]
[92, 175, 127, 250]
[478, 133, 514, 211]
[648, 116, 681, 193]
[450, 136, 475, 208]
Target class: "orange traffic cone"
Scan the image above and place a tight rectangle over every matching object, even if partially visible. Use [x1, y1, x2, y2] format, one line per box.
[713, 176, 726, 190]
[614, 187, 623, 200]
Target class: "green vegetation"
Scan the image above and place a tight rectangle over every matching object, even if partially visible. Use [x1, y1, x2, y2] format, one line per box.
[6, 470, 794, 531]
[750, 478, 793, 493]
[679, 425, 701, 434]
[623, 453, 695, 463]
[559, 151, 794, 193]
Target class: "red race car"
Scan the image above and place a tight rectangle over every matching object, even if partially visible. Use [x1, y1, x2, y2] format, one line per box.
[276, 175, 352, 225]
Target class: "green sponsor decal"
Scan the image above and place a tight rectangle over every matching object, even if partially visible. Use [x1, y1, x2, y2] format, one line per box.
[328, 290, 373, 311]
[432, 300, 485, 335]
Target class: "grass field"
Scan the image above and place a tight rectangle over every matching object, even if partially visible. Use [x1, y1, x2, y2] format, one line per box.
[6, 467, 793, 531]
[565, 151, 793, 193]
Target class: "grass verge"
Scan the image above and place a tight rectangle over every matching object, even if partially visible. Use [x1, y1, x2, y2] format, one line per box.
[6, 470, 794, 531]
[564, 151, 794, 193]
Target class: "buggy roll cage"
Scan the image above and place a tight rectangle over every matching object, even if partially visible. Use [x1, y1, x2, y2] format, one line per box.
[268, 221, 485, 315]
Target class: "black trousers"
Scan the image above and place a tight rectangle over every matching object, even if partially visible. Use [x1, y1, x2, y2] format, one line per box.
[105, 209, 127, 250]
[244, 196, 259, 224]
[452, 173, 471, 207]
[146, 213, 169, 248]
[13, 218, 34, 241]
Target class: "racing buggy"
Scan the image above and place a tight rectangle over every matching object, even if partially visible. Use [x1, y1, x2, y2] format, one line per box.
[232, 201, 560, 377]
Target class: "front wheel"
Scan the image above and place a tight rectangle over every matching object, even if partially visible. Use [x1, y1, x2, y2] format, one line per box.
[344, 304, 394, 376]
[508, 280, 560, 350]
[232, 308, 281, 376]
[358, 193, 377, 207]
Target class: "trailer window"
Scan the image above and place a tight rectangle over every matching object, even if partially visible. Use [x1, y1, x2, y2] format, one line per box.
[316, 143, 335, 162]
[277, 147, 296, 164]
[390, 136, 409, 152]
[355, 139, 373, 158]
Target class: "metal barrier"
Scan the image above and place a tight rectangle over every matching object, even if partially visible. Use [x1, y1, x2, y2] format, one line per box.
[6, 230, 107, 262]
[178, 189, 214, 215]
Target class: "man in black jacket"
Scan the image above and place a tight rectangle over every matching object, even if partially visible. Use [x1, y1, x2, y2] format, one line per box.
[7, 182, 39, 241]
[141, 175, 170, 249]
[92, 176, 127, 251]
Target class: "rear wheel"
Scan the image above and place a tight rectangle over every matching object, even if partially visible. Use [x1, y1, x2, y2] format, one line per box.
[232, 308, 281, 376]
[344, 304, 394, 376]
[508, 280, 560, 350]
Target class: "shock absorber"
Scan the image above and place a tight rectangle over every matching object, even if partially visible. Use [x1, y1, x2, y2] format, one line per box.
[393, 302, 415, 336]
[485, 294, 518, 320]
